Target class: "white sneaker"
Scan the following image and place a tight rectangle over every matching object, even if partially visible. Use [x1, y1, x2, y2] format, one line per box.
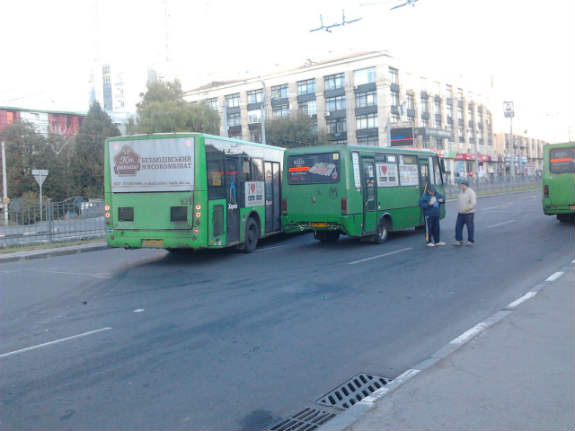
[435, 241, 446, 246]
[455, 241, 463, 246]
[426, 242, 435, 247]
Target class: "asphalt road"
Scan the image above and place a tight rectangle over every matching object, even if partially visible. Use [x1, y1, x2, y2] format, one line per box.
[0, 190, 573, 430]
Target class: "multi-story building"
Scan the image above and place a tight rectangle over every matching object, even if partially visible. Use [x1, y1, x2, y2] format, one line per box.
[185, 51, 497, 180]
[494, 132, 546, 176]
[0, 106, 86, 137]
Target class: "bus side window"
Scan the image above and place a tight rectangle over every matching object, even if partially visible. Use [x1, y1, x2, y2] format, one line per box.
[432, 157, 443, 185]
[206, 151, 226, 199]
[252, 158, 264, 181]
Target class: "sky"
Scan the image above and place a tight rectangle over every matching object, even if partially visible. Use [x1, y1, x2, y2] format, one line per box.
[0, 0, 573, 142]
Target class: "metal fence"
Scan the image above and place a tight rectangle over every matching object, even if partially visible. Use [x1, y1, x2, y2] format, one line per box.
[0, 197, 105, 248]
[444, 176, 541, 199]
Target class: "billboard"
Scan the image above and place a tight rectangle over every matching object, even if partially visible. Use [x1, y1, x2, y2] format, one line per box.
[390, 127, 414, 146]
[108, 137, 195, 192]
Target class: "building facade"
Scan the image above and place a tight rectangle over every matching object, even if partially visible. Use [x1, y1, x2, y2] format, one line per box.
[185, 51, 500, 181]
[0, 106, 86, 137]
[494, 132, 546, 176]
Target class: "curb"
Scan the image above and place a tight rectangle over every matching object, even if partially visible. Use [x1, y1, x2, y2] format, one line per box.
[446, 186, 539, 202]
[316, 259, 573, 431]
[0, 243, 110, 264]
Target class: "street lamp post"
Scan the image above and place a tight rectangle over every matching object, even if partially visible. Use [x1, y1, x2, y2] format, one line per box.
[503, 101, 515, 178]
[1, 141, 8, 225]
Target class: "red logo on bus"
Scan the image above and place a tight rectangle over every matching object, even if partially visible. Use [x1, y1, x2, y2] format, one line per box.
[250, 183, 256, 193]
[114, 145, 141, 176]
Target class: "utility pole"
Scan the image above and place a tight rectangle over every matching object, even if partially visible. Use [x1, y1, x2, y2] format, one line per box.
[1, 141, 8, 225]
[503, 101, 515, 178]
[473, 129, 480, 191]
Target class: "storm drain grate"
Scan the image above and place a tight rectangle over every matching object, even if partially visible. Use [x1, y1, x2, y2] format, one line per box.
[316, 373, 391, 410]
[269, 407, 337, 431]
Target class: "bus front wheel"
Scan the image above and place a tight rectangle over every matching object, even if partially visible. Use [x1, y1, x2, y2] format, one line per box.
[243, 218, 259, 253]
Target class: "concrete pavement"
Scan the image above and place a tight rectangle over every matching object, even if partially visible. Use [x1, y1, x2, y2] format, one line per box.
[331, 263, 575, 431]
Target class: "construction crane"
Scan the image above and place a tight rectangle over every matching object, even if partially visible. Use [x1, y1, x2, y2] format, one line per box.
[310, 9, 362, 33]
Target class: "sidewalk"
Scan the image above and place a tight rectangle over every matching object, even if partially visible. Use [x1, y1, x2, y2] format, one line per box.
[0, 241, 108, 264]
[331, 264, 575, 431]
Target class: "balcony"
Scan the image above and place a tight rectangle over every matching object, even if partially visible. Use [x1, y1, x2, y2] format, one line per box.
[270, 97, 289, 107]
[421, 112, 430, 120]
[247, 102, 262, 111]
[407, 108, 416, 118]
[390, 82, 400, 92]
[391, 105, 400, 115]
[354, 82, 377, 93]
[226, 106, 241, 114]
[328, 131, 347, 140]
[355, 105, 377, 116]
[325, 109, 346, 119]
[356, 127, 378, 138]
[324, 87, 345, 98]
[297, 94, 316, 104]
[228, 125, 242, 134]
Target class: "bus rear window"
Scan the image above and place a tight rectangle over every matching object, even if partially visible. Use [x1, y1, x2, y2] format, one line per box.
[288, 153, 340, 185]
[550, 148, 575, 174]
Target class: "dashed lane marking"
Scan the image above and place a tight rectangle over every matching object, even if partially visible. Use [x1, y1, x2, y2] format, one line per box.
[545, 271, 564, 282]
[486, 220, 515, 229]
[507, 291, 538, 309]
[0, 327, 112, 359]
[348, 247, 412, 265]
[449, 322, 489, 345]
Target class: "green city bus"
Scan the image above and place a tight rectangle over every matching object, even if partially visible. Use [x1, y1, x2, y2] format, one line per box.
[104, 133, 284, 252]
[281, 145, 446, 242]
[542, 142, 575, 222]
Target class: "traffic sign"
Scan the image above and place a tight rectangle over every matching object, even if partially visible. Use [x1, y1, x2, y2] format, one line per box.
[32, 169, 48, 186]
[503, 101, 514, 118]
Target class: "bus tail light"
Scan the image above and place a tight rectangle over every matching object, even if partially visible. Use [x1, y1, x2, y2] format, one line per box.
[282, 198, 287, 215]
[193, 227, 199, 234]
[341, 197, 347, 214]
[104, 204, 111, 211]
[544, 184, 549, 198]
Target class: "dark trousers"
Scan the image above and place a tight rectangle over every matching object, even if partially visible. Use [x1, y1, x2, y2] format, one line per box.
[455, 213, 475, 242]
[426, 216, 440, 243]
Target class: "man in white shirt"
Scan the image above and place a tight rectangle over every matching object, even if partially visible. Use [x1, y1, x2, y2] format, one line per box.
[455, 180, 477, 246]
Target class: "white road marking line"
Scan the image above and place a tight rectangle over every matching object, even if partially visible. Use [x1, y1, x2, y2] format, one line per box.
[450, 322, 488, 345]
[133, 309, 144, 313]
[0, 327, 112, 359]
[545, 271, 564, 282]
[348, 247, 412, 265]
[255, 245, 286, 253]
[507, 291, 538, 309]
[33, 270, 111, 279]
[486, 220, 515, 229]
[481, 206, 502, 211]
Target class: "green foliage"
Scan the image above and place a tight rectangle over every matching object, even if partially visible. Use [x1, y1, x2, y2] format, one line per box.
[133, 79, 220, 134]
[0, 121, 46, 198]
[70, 102, 120, 198]
[265, 112, 328, 148]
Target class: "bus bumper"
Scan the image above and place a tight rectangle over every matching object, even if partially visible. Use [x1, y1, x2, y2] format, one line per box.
[106, 229, 202, 250]
[543, 204, 575, 215]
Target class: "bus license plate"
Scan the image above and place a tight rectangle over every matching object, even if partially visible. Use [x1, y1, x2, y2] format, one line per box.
[570, 205, 575, 210]
[142, 239, 164, 247]
[311, 222, 328, 228]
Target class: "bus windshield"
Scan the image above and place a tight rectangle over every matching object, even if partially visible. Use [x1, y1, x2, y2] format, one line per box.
[549, 148, 575, 174]
[287, 152, 340, 185]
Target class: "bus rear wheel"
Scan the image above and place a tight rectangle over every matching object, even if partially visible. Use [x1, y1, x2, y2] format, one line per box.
[243, 218, 259, 253]
[372, 219, 390, 244]
[315, 231, 340, 242]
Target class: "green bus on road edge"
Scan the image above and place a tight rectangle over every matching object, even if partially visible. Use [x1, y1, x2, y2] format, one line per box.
[104, 133, 284, 252]
[542, 142, 575, 222]
[281, 145, 446, 243]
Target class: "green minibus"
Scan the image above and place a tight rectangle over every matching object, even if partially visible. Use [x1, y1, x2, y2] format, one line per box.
[281, 145, 446, 242]
[105, 133, 284, 252]
[542, 142, 575, 222]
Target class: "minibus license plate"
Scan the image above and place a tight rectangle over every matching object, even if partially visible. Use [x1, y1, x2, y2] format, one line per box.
[311, 222, 328, 228]
[142, 239, 164, 247]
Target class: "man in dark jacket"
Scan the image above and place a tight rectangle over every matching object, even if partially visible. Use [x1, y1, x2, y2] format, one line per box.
[419, 185, 445, 247]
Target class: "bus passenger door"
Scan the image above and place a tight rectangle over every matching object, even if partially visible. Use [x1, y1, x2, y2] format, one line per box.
[418, 157, 430, 225]
[225, 156, 240, 244]
[362, 158, 377, 235]
[264, 161, 278, 233]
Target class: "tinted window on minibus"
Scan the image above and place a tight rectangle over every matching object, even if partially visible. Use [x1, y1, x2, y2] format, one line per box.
[287, 153, 341, 185]
[549, 148, 575, 174]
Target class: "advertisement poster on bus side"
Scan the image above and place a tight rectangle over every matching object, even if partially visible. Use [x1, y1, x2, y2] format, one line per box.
[245, 181, 264, 207]
[109, 137, 195, 192]
[376, 163, 399, 187]
[399, 158, 419, 186]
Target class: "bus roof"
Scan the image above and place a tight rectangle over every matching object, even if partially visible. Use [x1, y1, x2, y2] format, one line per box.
[106, 132, 286, 152]
[284, 144, 436, 156]
[544, 142, 575, 149]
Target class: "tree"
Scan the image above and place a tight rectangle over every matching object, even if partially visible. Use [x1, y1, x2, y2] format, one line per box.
[265, 113, 329, 148]
[0, 121, 46, 198]
[133, 79, 220, 134]
[70, 102, 120, 198]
